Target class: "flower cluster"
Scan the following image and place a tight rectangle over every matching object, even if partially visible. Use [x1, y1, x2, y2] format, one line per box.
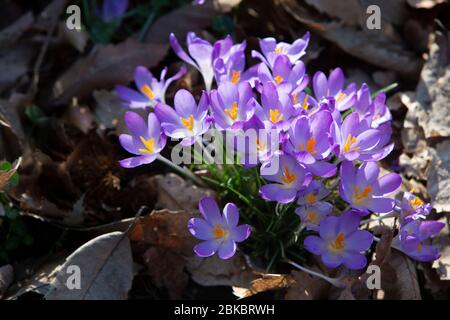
[116, 32, 443, 268]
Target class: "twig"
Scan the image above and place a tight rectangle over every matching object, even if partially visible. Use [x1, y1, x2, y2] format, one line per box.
[285, 259, 345, 288]
[156, 154, 206, 187]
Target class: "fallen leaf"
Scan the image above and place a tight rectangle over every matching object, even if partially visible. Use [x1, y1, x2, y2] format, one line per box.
[406, 0, 447, 9]
[280, 0, 422, 77]
[46, 232, 133, 300]
[415, 32, 450, 138]
[284, 268, 331, 300]
[144, 1, 217, 43]
[58, 21, 89, 53]
[0, 12, 34, 49]
[0, 265, 14, 298]
[93, 90, 125, 130]
[432, 216, 450, 280]
[52, 38, 168, 105]
[304, 0, 365, 27]
[185, 253, 256, 288]
[428, 140, 450, 212]
[152, 173, 216, 212]
[233, 273, 294, 298]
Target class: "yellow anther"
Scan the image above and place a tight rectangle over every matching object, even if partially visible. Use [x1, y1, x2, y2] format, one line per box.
[231, 70, 241, 85]
[282, 166, 296, 184]
[213, 224, 228, 239]
[269, 109, 283, 123]
[336, 92, 347, 103]
[180, 115, 194, 131]
[410, 197, 424, 208]
[352, 186, 373, 205]
[274, 75, 284, 84]
[300, 137, 317, 155]
[138, 136, 155, 154]
[330, 233, 346, 250]
[140, 84, 155, 100]
[302, 94, 309, 110]
[305, 192, 318, 205]
[225, 101, 238, 121]
[343, 134, 360, 153]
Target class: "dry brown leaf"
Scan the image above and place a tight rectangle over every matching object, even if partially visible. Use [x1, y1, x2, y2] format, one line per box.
[432, 216, 450, 279]
[304, 0, 365, 27]
[152, 173, 216, 212]
[280, 0, 422, 77]
[46, 232, 134, 300]
[52, 38, 168, 104]
[186, 253, 256, 288]
[0, 265, 14, 298]
[234, 273, 294, 298]
[406, 0, 447, 8]
[93, 90, 125, 130]
[58, 21, 89, 53]
[0, 12, 33, 48]
[415, 32, 450, 138]
[284, 269, 331, 300]
[145, 1, 217, 43]
[428, 140, 450, 212]
[138, 210, 196, 298]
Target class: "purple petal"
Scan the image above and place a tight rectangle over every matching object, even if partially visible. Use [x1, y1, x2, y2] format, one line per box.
[119, 154, 156, 168]
[223, 203, 239, 227]
[366, 197, 395, 213]
[231, 224, 251, 242]
[169, 33, 197, 68]
[319, 216, 339, 241]
[345, 230, 373, 252]
[328, 68, 344, 96]
[375, 173, 402, 195]
[188, 218, 214, 240]
[218, 239, 237, 259]
[321, 252, 343, 268]
[119, 134, 140, 155]
[198, 197, 222, 226]
[259, 184, 297, 204]
[116, 86, 150, 109]
[124, 111, 148, 138]
[174, 89, 197, 117]
[304, 235, 325, 255]
[342, 252, 367, 270]
[194, 240, 220, 257]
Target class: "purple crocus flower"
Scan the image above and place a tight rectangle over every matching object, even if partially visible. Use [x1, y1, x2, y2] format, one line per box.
[304, 211, 373, 269]
[257, 55, 309, 96]
[339, 161, 402, 214]
[400, 192, 432, 223]
[233, 115, 280, 167]
[295, 181, 332, 231]
[312, 68, 356, 111]
[396, 219, 444, 262]
[259, 154, 311, 204]
[118, 112, 166, 168]
[98, 0, 128, 22]
[354, 84, 392, 128]
[331, 112, 394, 162]
[283, 110, 336, 177]
[188, 197, 251, 259]
[254, 82, 297, 131]
[194, 0, 205, 4]
[155, 89, 210, 146]
[210, 81, 255, 130]
[252, 32, 310, 68]
[170, 32, 214, 90]
[116, 66, 186, 109]
[212, 36, 247, 85]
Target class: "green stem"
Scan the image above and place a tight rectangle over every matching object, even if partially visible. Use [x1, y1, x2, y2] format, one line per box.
[156, 154, 206, 187]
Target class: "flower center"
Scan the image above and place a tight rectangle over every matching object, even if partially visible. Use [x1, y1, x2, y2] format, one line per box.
[274, 75, 284, 84]
[140, 84, 155, 100]
[417, 243, 422, 252]
[180, 115, 194, 131]
[269, 109, 283, 123]
[299, 137, 317, 155]
[302, 94, 309, 110]
[305, 192, 318, 205]
[225, 101, 239, 121]
[275, 46, 286, 55]
[352, 186, 373, 205]
[410, 197, 424, 209]
[330, 233, 346, 250]
[212, 224, 228, 239]
[343, 134, 360, 153]
[138, 136, 155, 154]
[256, 138, 266, 152]
[336, 92, 347, 103]
[231, 70, 241, 84]
[282, 166, 296, 184]
[306, 210, 318, 224]
[292, 92, 298, 105]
